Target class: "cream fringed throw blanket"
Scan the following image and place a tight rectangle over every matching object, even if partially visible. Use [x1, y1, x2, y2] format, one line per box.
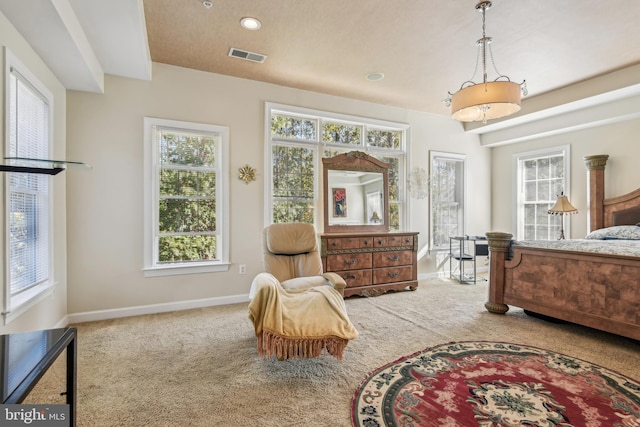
[248, 273, 358, 360]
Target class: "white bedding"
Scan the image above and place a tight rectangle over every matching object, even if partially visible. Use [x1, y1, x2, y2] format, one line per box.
[515, 239, 640, 258]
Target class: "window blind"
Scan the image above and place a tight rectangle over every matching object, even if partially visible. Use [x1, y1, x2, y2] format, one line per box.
[7, 67, 50, 296]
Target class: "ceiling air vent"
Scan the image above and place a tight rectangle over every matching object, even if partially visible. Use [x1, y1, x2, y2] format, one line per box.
[228, 48, 267, 64]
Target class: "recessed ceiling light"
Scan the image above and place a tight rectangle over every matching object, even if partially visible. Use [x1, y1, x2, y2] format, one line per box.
[240, 17, 261, 30]
[202, 1, 213, 8]
[366, 72, 384, 81]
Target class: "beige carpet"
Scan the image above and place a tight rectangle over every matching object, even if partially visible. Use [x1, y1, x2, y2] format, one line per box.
[26, 277, 640, 426]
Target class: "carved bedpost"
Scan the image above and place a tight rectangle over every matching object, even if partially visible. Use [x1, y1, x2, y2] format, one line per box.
[484, 232, 512, 314]
[584, 155, 608, 232]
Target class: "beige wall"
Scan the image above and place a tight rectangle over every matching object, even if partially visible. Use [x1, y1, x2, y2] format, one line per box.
[65, 62, 490, 319]
[6, 8, 633, 327]
[0, 10, 68, 334]
[0, 9, 635, 331]
[490, 117, 640, 238]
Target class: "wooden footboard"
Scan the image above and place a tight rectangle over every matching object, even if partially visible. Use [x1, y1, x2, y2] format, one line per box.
[485, 232, 640, 341]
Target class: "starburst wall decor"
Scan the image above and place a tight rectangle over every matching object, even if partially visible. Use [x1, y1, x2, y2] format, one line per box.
[238, 164, 256, 184]
[408, 167, 430, 199]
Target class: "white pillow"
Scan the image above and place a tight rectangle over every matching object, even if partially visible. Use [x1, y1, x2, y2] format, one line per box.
[585, 225, 640, 240]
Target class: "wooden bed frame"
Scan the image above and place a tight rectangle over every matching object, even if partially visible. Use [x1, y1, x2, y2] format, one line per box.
[485, 155, 640, 341]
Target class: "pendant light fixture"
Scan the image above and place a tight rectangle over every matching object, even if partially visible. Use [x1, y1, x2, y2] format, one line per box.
[444, 1, 527, 123]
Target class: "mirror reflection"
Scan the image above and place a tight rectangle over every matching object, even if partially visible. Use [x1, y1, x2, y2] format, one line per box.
[327, 170, 384, 226]
[322, 150, 389, 233]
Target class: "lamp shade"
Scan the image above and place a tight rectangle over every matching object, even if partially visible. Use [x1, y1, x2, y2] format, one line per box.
[548, 193, 578, 215]
[451, 81, 522, 122]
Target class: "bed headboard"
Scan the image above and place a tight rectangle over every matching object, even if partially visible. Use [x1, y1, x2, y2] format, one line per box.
[585, 154, 640, 229]
[605, 189, 640, 226]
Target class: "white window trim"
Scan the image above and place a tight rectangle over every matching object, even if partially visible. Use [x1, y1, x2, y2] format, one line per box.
[4, 284, 56, 324]
[264, 102, 410, 229]
[429, 151, 466, 250]
[3, 47, 56, 324]
[512, 144, 571, 240]
[143, 117, 230, 277]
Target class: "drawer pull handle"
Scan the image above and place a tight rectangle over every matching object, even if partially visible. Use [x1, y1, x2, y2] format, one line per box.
[377, 239, 383, 244]
[388, 255, 400, 261]
[363, 240, 370, 245]
[332, 242, 338, 247]
[343, 275, 356, 280]
[388, 271, 400, 278]
[344, 258, 358, 265]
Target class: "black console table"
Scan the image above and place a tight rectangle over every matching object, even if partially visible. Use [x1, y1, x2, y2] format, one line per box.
[449, 236, 489, 284]
[1, 327, 77, 426]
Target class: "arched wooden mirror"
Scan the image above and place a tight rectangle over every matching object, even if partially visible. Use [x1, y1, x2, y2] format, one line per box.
[322, 151, 389, 233]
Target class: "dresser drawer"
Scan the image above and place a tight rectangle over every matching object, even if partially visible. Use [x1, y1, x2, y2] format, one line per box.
[326, 237, 357, 250]
[335, 269, 372, 288]
[374, 234, 414, 248]
[326, 253, 372, 271]
[373, 250, 413, 268]
[373, 265, 413, 284]
[359, 236, 374, 248]
[326, 236, 374, 250]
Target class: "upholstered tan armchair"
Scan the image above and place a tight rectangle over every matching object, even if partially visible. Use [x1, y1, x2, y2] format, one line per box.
[248, 223, 357, 360]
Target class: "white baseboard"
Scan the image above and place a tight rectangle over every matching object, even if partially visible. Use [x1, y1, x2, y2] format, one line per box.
[55, 315, 70, 328]
[68, 266, 491, 324]
[68, 294, 250, 324]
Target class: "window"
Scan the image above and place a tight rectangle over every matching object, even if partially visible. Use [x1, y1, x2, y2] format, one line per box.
[514, 146, 570, 240]
[3, 48, 54, 323]
[272, 144, 316, 224]
[430, 152, 466, 249]
[144, 118, 229, 276]
[266, 103, 408, 230]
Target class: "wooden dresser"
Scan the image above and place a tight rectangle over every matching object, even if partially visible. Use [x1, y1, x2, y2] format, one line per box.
[320, 231, 419, 297]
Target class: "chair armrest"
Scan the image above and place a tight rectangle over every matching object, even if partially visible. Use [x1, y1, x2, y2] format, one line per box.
[322, 272, 346, 297]
[248, 272, 279, 301]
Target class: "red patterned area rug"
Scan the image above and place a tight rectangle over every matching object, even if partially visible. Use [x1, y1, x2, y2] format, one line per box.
[352, 341, 640, 427]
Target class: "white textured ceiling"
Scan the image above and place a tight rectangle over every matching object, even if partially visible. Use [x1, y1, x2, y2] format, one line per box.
[1, 0, 639, 126]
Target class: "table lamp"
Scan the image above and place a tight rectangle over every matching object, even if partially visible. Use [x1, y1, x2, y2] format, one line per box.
[548, 192, 578, 239]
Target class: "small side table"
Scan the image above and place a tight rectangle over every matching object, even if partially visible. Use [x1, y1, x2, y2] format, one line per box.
[1, 327, 77, 427]
[449, 236, 488, 284]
